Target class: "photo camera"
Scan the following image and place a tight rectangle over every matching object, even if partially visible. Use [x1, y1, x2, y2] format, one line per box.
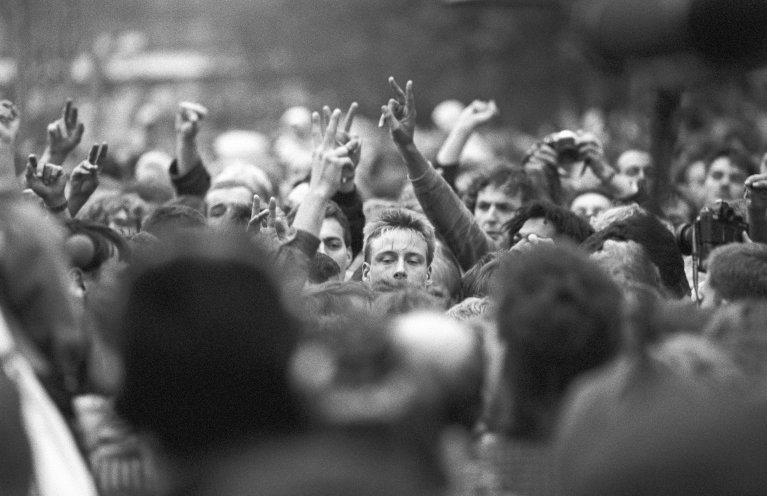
[675, 200, 748, 271]
[543, 130, 582, 164]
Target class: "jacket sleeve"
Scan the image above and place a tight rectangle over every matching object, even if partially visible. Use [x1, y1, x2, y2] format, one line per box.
[169, 158, 211, 198]
[410, 165, 496, 271]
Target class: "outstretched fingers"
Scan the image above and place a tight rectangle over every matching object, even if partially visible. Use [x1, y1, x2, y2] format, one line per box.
[405, 80, 415, 113]
[342, 102, 358, 134]
[26, 154, 39, 179]
[322, 108, 342, 150]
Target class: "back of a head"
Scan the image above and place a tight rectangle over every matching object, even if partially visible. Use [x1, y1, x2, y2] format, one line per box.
[589, 239, 664, 296]
[307, 252, 341, 285]
[117, 230, 304, 457]
[372, 285, 443, 316]
[462, 251, 502, 298]
[583, 210, 689, 298]
[64, 219, 130, 273]
[493, 244, 622, 438]
[141, 202, 206, 239]
[705, 300, 767, 379]
[78, 191, 150, 235]
[706, 242, 767, 303]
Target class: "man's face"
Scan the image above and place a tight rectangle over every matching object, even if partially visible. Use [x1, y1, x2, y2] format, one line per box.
[703, 157, 747, 204]
[474, 185, 522, 244]
[205, 186, 254, 229]
[617, 150, 654, 192]
[319, 217, 352, 273]
[510, 217, 558, 248]
[363, 228, 431, 288]
[570, 192, 611, 224]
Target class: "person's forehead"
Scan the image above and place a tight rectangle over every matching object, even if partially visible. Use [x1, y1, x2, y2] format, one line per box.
[708, 156, 745, 174]
[572, 192, 611, 209]
[205, 185, 253, 206]
[369, 229, 428, 256]
[320, 217, 346, 241]
[617, 150, 652, 171]
[477, 185, 520, 203]
[519, 217, 556, 236]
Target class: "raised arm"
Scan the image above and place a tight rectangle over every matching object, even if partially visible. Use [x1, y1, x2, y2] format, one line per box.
[745, 172, 767, 243]
[436, 99, 498, 166]
[381, 77, 495, 270]
[68, 143, 108, 217]
[292, 108, 358, 238]
[170, 102, 210, 197]
[25, 154, 71, 221]
[0, 100, 21, 190]
[40, 99, 85, 167]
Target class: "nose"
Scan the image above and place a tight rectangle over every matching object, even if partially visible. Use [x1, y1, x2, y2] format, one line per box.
[487, 204, 500, 220]
[393, 258, 407, 279]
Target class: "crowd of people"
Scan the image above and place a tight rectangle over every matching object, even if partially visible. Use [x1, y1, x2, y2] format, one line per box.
[2, 73, 767, 496]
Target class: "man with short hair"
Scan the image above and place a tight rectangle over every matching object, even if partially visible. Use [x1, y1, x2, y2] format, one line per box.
[289, 200, 353, 275]
[616, 149, 654, 194]
[362, 208, 435, 289]
[699, 242, 767, 307]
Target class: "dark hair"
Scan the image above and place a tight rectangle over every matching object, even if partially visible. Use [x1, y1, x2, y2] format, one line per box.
[464, 164, 536, 213]
[372, 286, 443, 316]
[582, 210, 690, 298]
[64, 220, 130, 272]
[288, 200, 351, 249]
[705, 146, 758, 176]
[141, 203, 206, 238]
[429, 240, 463, 307]
[462, 250, 503, 298]
[504, 200, 594, 245]
[707, 243, 767, 302]
[307, 252, 341, 285]
[116, 231, 305, 456]
[493, 245, 622, 439]
[302, 281, 376, 319]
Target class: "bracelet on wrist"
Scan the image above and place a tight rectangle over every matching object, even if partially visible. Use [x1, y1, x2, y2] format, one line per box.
[46, 200, 69, 213]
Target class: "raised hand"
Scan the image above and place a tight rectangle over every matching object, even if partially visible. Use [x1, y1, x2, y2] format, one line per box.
[25, 154, 68, 209]
[176, 101, 207, 143]
[457, 99, 499, 130]
[68, 143, 108, 216]
[45, 99, 85, 164]
[175, 101, 206, 176]
[523, 141, 559, 171]
[248, 195, 294, 241]
[745, 173, 767, 211]
[380, 77, 416, 146]
[319, 102, 361, 193]
[311, 108, 359, 200]
[577, 132, 611, 178]
[0, 100, 20, 144]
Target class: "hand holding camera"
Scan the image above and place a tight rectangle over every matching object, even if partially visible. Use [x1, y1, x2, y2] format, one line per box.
[745, 173, 767, 211]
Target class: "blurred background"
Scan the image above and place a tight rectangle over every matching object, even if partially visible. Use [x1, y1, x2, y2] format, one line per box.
[3, 0, 767, 168]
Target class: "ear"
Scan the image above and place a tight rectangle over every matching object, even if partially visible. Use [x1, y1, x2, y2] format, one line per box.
[68, 268, 86, 295]
[361, 261, 371, 282]
[345, 248, 352, 266]
[426, 265, 432, 283]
